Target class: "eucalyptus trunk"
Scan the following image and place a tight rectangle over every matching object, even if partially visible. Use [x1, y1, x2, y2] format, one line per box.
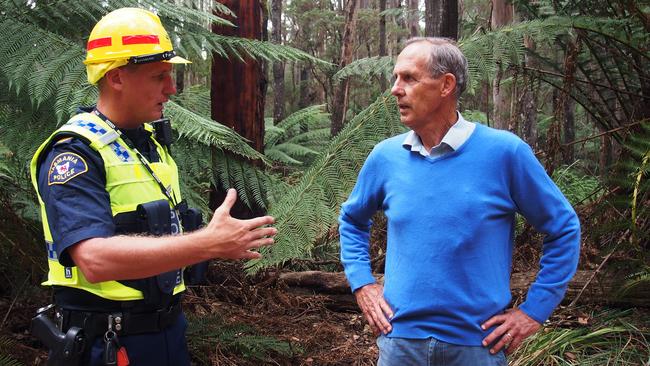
[210, 0, 267, 216]
[407, 0, 419, 37]
[490, 0, 513, 130]
[271, 0, 285, 124]
[424, 0, 458, 39]
[379, 0, 388, 91]
[521, 36, 538, 148]
[330, 0, 360, 136]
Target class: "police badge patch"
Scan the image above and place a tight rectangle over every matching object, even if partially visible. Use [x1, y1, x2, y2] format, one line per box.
[48, 153, 88, 185]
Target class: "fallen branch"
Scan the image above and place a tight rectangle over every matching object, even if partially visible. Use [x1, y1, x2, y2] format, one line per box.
[278, 270, 649, 307]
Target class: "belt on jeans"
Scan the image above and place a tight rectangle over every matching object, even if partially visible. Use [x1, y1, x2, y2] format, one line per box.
[61, 301, 182, 337]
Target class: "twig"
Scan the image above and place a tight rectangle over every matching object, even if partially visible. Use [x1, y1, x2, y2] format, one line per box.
[563, 120, 648, 147]
[522, 66, 650, 98]
[1, 274, 30, 329]
[0, 230, 45, 271]
[568, 241, 619, 308]
[291, 258, 341, 266]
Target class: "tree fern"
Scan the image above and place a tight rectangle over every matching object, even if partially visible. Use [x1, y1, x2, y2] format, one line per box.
[0, 0, 327, 122]
[264, 105, 330, 166]
[1, 1, 330, 216]
[246, 93, 405, 273]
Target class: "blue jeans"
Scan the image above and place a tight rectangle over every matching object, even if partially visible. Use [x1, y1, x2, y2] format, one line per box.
[377, 335, 507, 366]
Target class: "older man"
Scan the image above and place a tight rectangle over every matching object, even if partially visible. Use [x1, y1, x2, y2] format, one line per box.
[339, 37, 580, 365]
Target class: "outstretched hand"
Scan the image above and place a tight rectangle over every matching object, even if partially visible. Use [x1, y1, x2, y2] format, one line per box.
[354, 283, 394, 336]
[481, 308, 541, 355]
[203, 189, 276, 260]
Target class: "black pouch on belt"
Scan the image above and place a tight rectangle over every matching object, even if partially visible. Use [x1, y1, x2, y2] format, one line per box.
[115, 199, 179, 306]
[178, 203, 207, 285]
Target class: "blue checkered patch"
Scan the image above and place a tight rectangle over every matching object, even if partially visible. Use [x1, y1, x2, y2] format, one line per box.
[45, 241, 57, 260]
[69, 119, 133, 162]
[109, 141, 133, 162]
[69, 120, 108, 136]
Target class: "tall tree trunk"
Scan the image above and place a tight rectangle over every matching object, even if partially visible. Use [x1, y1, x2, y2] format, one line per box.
[424, 0, 435, 36]
[210, 0, 267, 216]
[379, 0, 388, 91]
[271, 0, 285, 124]
[395, 0, 406, 44]
[211, 0, 266, 153]
[521, 36, 538, 148]
[548, 36, 581, 174]
[561, 38, 580, 166]
[330, 0, 360, 136]
[491, 0, 513, 130]
[599, 132, 612, 179]
[175, 67, 185, 95]
[407, 0, 419, 37]
[298, 68, 312, 109]
[424, 0, 458, 39]
[563, 98, 576, 163]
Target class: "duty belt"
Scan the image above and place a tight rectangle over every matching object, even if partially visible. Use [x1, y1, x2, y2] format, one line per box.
[60, 301, 182, 337]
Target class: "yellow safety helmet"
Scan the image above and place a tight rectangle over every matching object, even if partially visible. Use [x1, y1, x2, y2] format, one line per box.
[84, 8, 190, 85]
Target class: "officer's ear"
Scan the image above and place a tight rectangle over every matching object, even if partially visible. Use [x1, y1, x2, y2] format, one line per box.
[103, 67, 126, 92]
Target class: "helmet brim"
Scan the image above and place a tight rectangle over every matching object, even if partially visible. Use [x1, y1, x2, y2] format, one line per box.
[165, 55, 191, 64]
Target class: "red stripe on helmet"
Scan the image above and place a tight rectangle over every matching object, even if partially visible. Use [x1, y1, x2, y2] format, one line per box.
[122, 35, 160, 45]
[87, 37, 112, 50]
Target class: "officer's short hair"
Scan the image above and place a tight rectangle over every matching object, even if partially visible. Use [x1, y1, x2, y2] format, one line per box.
[405, 37, 469, 99]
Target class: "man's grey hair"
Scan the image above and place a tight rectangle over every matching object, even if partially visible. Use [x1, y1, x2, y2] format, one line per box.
[405, 37, 469, 99]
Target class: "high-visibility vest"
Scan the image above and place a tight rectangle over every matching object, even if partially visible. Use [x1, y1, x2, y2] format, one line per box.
[30, 112, 186, 301]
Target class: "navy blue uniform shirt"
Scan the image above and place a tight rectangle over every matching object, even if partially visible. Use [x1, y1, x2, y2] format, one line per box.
[37, 110, 160, 267]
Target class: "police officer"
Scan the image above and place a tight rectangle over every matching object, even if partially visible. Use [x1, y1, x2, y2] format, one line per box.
[29, 8, 276, 365]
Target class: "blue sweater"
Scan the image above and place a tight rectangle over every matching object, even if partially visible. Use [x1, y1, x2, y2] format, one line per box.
[339, 123, 580, 345]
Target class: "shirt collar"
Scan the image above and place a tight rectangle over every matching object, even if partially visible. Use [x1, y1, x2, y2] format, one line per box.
[402, 112, 475, 152]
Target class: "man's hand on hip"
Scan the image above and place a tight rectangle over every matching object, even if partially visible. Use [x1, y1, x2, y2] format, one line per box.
[354, 283, 394, 336]
[481, 308, 541, 355]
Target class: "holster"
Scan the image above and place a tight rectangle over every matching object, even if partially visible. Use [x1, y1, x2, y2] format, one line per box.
[30, 307, 85, 366]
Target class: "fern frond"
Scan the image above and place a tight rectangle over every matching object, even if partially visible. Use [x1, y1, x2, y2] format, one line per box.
[265, 105, 329, 149]
[263, 106, 330, 166]
[617, 266, 650, 298]
[265, 149, 304, 166]
[334, 56, 394, 83]
[181, 33, 331, 67]
[211, 149, 271, 210]
[164, 101, 265, 162]
[172, 84, 211, 119]
[246, 93, 405, 273]
[0, 336, 22, 366]
[0, 17, 88, 122]
[186, 314, 296, 364]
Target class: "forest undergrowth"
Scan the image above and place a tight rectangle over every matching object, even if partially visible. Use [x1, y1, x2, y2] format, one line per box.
[1, 200, 648, 365]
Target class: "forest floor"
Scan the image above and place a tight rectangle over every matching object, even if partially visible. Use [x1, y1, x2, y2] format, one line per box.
[1, 243, 649, 365]
[0, 261, 379, 366]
